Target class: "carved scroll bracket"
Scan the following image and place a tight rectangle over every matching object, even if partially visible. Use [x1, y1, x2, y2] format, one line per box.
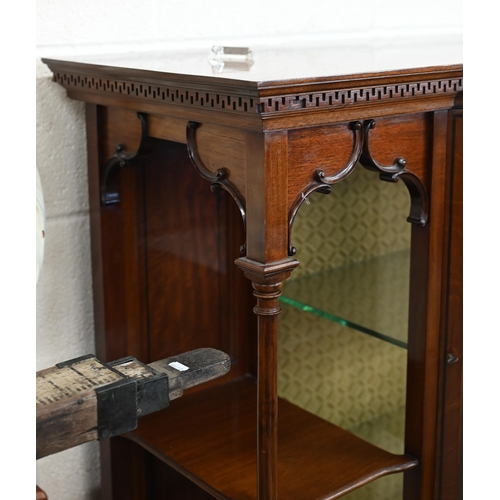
[100, 112, 162, 205]
[359, 120, 429, 226]
[288, 121, 363, 256]
[186, 121, 247, 254]
[287, 118, 430, 256]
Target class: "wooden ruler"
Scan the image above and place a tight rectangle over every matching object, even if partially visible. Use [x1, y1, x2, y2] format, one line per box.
[36, 348, 230, 459]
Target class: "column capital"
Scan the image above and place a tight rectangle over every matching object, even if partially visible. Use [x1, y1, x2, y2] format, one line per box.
[234, 257, 299, 285]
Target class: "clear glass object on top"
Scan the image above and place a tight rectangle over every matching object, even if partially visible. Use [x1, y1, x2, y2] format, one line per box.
[208, 46, 254, 74]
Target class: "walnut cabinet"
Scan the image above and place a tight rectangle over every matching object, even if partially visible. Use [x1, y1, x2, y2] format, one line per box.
[43, 45, 462, 500]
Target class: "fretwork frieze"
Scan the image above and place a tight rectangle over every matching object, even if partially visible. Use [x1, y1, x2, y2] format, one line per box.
[259, 78, 462, 114]
[51, 71, 462, 117]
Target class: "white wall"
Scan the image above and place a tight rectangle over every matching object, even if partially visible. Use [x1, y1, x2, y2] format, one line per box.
[35, 1, 462, 498]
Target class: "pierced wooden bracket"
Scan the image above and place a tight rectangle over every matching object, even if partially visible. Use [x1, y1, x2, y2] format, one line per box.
[100, 112, 160, 205]
[287, 118, 430, 256]
[359, 119, 429, 226]
[288, 121, 363, 256]
[186, 121, 247, 253]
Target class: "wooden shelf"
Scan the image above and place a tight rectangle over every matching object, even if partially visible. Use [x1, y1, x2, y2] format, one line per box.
[128, 376, 417, 500]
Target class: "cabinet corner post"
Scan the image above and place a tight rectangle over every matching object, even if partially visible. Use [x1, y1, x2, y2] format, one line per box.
[235, 257, 299, 500]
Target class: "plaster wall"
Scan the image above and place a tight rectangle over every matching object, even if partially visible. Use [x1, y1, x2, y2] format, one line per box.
[36, 1, 462, 498]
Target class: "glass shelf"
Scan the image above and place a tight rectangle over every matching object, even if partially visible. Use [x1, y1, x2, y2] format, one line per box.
[278, 304, 407, 446]
[278, 302, 408, 500]
[280, 249, 410, 349]
[278, 250, 410, 499]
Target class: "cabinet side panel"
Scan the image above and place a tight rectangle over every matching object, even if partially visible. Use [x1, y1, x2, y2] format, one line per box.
[85, 103, 107, 360]
[91, 107, 148, 363]
[404, 110, 449, 500]
[144, 141, 252, 380]
[435, 111, 463, 499]
[85, 104, 114, 500]
[88, 107, 254, 498]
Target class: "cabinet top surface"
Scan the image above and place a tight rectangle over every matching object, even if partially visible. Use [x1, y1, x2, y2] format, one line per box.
[43, 37, 462, 123]
[43, 36, 462, 90]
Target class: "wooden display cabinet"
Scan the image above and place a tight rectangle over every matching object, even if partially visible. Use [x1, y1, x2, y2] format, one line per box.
[43, 43, 462, 500]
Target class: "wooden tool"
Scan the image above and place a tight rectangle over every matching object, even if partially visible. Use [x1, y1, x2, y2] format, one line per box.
[36, 348, 230, 459]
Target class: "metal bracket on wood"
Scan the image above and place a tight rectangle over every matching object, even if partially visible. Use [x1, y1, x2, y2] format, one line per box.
[109, 356, 170, 418]
[95, 378, 138, 440]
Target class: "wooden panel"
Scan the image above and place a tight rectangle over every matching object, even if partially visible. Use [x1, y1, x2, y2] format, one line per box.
[120, 165, 149, 360]
[144, 141, 226, 359]
[92, 108, 254, 370]
[148, 116, 248, 203]
[365, 113, 429, 184]
[287, 114, 429, 213]
[245, 131, 291, 262]
[288, 122, 354, 210]
[403, 110, 449, 500]
[99, 203, 130, 360]
[109, 437, 216, 500]
[109, 438, 149, 499]
[86, 104, 122, 500]
[149, 449, 217, 500]
[86, 104, 108, 362]
[105, 107, 143, 154]
[89, 105, 149, 363]
[434, 111, 463, 499]
[90, 111, 255, 498]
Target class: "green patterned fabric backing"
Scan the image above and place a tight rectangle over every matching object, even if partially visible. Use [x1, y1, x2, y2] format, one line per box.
[279, 165, 411, 499]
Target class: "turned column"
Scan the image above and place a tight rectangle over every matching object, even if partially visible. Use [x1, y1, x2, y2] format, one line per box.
[236, 258, 299, 500]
